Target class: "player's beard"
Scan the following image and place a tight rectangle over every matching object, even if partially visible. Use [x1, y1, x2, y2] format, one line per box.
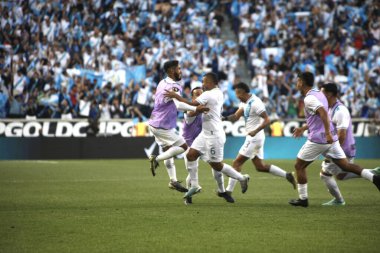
[173, 72, 181, 81]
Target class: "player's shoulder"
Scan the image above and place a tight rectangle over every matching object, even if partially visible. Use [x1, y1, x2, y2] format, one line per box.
[334, 103, 350, 117]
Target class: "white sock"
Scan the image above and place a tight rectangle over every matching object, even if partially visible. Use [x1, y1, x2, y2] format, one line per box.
[212, 169, 225, 193]
[156, 146, 185, 162]
[186, 174, 191, 189]
[361, 169, 374, 182]
[164, 158, 177, 181]
[221, 163, 244, 181]
[340, 172, 360, 180]
[187, 160, 199, 187]
[226, 178, 238, 192]
[297, 183, 308, 200]
[320, 173, 344, 202]
[269, 165, 287, 178]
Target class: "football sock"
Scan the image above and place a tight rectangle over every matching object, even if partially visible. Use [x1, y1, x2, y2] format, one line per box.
[212, 169, 225, 193]
[361, 169, 374, 182]
[226, 178, 238, 192]
[221, 163, 244, 181]
[297, 183, 308, 200]
[156, 146, 185, 162]
[164, 158, 177, 181]
[187, 160, 199, 187]
[320, 173, 344, 202]
[269, 164, 287, 178]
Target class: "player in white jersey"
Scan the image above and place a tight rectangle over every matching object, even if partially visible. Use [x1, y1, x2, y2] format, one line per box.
[165, 72, 250, 202]
[222, 82, 296, 198]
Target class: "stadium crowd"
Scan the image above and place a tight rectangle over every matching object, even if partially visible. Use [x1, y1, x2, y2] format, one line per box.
[0, 0, 379, 127]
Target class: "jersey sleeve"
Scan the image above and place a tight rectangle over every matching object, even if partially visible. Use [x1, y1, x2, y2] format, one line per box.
[238, 102, 245, 110]
[304, 95, 323, 114]
[195, 90, 209, 105]
[252, 99, 266, 115]
[333, 106, 350, 129]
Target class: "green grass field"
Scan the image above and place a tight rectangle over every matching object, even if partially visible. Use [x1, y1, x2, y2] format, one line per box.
[0, 159, 379, 253]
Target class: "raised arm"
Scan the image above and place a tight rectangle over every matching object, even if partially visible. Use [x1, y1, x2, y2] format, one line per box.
[165, 89, 209, 113]
[223, 108, 244, 122]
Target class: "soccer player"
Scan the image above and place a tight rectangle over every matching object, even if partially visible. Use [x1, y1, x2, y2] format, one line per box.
[222, 82, 297, 198]
[290, 72, 380, 207]
[319, 82, 380, 206]
[148, 60, 209, 193]
[182, 86, 234, 204]
[165, 72, 250, 201]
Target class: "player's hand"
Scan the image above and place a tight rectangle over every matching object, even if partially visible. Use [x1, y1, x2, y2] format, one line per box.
[164, 89, 180, 99]
[248, 130, 257, 137]
[195, 104, 209, 113]
[326, 132, 333, 144]
[292, 127, 304, 138]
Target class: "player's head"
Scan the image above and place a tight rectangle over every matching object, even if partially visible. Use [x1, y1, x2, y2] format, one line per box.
[296, 71, 314, 93]
[202, 72, 218, 91]
[191, 87, 203, 101]
[164, 60, 181, 81]
[321, 82, 339, 105]
[233, 82, 251, 102]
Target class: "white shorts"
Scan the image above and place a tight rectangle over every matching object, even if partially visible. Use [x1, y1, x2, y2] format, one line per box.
[148, 125, 186, 148]
[322, 157, 355, 175]
[297, 140, 346, 162]
[191, 131, 226, 163]
[239, 135, 265, 160]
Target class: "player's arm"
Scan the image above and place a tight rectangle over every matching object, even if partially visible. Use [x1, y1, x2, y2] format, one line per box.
[165, 89, 209, 113]
[316, 107, 333, 144]
[186, 111, 199, 117]
[222, 108, 244, 122]
[165, 89, 199, 106]
[248, 111, 270, 137]
[293, 124, 308, 138]
[337, 128, 347, 145]
[334, 107, 350, 146]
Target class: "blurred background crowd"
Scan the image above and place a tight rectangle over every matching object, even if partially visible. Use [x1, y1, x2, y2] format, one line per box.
[0, 0, 379, 127]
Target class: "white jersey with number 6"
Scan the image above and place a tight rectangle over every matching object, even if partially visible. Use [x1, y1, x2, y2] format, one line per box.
[191, 87, 225, 162]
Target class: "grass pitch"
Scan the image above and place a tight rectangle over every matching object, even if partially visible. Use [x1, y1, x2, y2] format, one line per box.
[0, 159, 379, 253]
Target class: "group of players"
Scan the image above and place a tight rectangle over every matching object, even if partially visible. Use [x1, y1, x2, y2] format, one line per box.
[147, 60, 380, 207]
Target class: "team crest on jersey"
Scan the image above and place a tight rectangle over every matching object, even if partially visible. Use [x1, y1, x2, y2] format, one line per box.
[172, 87, 179, 92]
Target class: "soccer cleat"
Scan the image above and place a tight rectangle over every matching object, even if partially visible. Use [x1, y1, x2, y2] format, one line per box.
[217, 191, 235, 203]
[322, 198, 345, 206]
[289, 198, 309, 207]
[183, 186, 202, 199]
[149, 155, 159, 176]
[184, 197, 192, 205]
[373, 175, 380, 191]
[372, 167, 380, 175]
[286, 172, 297, 190]
[168, 180, 188, 193]
[240, 174, 250, 193]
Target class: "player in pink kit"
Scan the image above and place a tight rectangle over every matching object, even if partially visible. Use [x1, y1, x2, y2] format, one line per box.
[290, 72, 380, 207]
[319, 83, 380, 206]
[148, 61, 208, 192]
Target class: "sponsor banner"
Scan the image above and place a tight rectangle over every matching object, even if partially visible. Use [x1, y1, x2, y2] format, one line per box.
[0, 119, 376, 137]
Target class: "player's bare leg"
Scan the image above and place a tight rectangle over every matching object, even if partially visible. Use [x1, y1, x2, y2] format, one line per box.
[289, 158, 313, 207]
[252, 157, 296, 189]
[332, 158, 380, 191]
